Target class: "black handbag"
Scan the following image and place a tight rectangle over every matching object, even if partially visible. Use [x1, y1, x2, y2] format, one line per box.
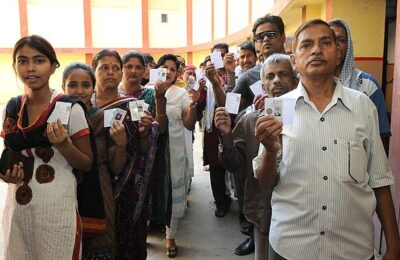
[0, 148, 34, 178]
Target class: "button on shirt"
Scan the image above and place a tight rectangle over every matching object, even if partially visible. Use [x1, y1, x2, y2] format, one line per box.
[252, 81, 393, 260]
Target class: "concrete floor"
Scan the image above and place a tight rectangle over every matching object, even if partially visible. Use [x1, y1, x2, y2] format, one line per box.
[147, 127, 253, 260]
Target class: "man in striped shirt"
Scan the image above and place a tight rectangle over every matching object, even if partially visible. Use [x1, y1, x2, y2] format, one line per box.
[253, 19, 400, 260]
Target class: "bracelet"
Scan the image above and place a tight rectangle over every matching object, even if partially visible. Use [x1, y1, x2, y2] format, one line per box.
[156, 114, 167, 117]
[190, 103, 197, 109]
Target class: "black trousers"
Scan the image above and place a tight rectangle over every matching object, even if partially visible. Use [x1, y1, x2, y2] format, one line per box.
[209, 165, 230, 208]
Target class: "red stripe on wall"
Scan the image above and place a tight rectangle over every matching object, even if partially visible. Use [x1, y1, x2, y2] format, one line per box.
[142, 0, 149, 49]
[83, 0, 92, 48]
[18, 0, 28, 37]
[354, 57, 384, 61]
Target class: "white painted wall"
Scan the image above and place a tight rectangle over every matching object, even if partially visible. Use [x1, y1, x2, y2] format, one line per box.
[0, 1, 20, 47]
[193, 0, 212, 44]
[252, 0, 274, 23]
[149, 8, 187, 48]
[27, 0, 85, 48]
[91, 6, 143, 48]
[214, 0, 226, 40]
[228, 0, 248, 35]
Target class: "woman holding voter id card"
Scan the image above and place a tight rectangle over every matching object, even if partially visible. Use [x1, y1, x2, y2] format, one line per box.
[153, 54, 200, 258]
[1, 35, 93, 259]
[120, 51, 170, 234]
[62, 61, 127, 259]
[91, 49, 159, 259]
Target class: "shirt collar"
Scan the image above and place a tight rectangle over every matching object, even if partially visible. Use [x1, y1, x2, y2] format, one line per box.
[285, 79, 353, 111]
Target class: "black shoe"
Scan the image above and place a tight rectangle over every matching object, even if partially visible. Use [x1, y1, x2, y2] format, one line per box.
[215, 198, 231, 217]
[240, 226, 253, 236]
[234, 237, 255, 256]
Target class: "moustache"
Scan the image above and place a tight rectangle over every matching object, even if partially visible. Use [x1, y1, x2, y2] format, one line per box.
[307, 57, 327, 65]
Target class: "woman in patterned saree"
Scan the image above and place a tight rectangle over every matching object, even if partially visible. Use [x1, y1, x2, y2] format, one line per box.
[62, 62, 127, 259]
[91, 49, 159, 260]
[120, 50, 170, 233]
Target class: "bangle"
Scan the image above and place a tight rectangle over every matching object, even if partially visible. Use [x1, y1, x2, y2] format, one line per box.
[190, 103, 197, 109]
[156, 114, 167, 117]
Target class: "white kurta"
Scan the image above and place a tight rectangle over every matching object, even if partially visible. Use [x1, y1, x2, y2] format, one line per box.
[2, 91, 89, 260]
[165, 85, 193, 218]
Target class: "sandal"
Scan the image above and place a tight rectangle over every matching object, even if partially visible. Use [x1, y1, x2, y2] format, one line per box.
[166, 246, 178, 258]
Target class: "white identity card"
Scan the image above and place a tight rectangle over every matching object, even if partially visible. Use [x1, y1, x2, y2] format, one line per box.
[210, 51, 224, 69]
[249, 80, 264, 97]
[281, 98, 296, 125]
[104, 109, 116, 127]
[263, 98, 281, 121]
[225, 92, 241, 114]
[229, 46, 240, 59]
[187, 76, 199, 91]
[264, 98, 276, 116]
[129, 100, 146, 121]
[158, 68, 167, 82]
[263, 98, 296, 125]
[47, 101, 72, 125]
[113, 108, 127, 123]
[274, 99, 282, 121]
[195, 70, 204, 81]
[149, 68, 167, 85]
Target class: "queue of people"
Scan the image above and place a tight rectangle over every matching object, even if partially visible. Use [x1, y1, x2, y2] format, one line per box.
[0, 12, 399, 260]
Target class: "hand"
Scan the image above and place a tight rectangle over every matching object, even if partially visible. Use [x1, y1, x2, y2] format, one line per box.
[205, 63, 220, 87]
[253, 94, 267, 110]
[139, 110, 153, 135]
[198, 78, 206, 90]
[255, 115, 282, 154]
[154, 81, 169, 99]
[188, 89, 200, 105]
[214, 107, 231, 135]
[47, 119, 70, 148]
[0, 163, 24, 184]
[223, 53, 236, 74]
[110, 121, 126, 146]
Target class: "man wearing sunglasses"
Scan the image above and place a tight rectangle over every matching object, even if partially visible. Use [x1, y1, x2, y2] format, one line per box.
[232, 14, 286, 111]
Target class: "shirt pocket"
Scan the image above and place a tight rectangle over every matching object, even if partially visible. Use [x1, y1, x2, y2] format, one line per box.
[337, 140, 367, 183]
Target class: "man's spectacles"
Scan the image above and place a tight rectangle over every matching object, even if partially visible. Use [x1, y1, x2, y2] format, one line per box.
[254, 30, 280, 42]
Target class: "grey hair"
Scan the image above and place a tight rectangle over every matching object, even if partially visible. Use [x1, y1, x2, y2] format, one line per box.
[260, 53, 295, 83]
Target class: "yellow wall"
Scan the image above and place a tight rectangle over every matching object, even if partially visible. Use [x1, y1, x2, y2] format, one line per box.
[0, 53, 21, 104]
[192, 49, 211, 68]
[331, 0, 386, 58]
[0, 53, 85, 104]
[306, 4, 321, 20]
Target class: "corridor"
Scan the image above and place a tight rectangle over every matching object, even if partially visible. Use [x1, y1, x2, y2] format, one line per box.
[147, 127, 253, 259]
